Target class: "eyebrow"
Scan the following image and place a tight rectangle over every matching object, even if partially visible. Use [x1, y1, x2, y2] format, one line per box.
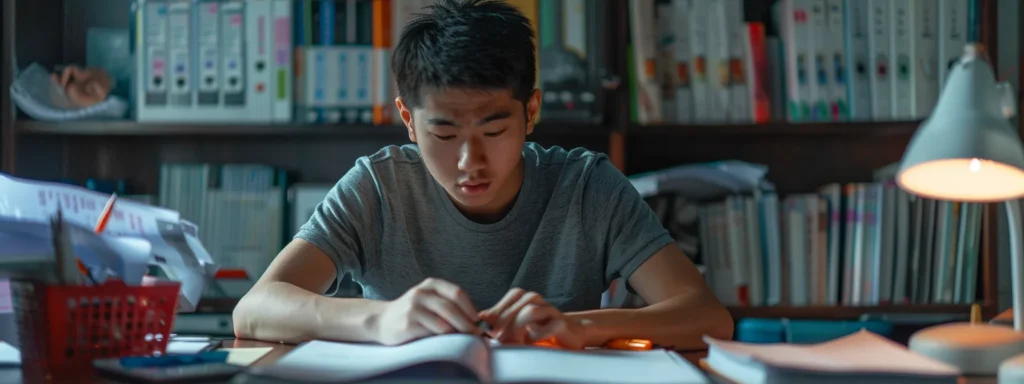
[427, 111, 512, 127]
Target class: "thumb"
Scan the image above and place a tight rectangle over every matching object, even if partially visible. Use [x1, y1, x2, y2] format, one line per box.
[88, 81, 107, 98]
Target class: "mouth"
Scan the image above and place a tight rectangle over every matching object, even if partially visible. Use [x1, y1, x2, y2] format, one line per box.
[458, 180, 491, 195]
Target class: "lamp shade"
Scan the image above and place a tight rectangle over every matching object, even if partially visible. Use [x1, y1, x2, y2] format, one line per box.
[897, 45, 1024, 202]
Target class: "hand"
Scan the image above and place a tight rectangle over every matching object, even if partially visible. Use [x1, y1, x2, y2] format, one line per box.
[50, 65, 112, 107]
[373, 278, 483, 346]
[480, 288, 589, 350]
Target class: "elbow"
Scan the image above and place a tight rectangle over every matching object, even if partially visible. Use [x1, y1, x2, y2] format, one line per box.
[704, 299, 734, 341]
[696, 294, 737, 342]
[232, 289, 262, 340]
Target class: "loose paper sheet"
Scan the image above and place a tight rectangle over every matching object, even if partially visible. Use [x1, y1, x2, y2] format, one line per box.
[223, 347, 274, 366]
[704, 330, 960, 376]
[0, 173, 216, 312]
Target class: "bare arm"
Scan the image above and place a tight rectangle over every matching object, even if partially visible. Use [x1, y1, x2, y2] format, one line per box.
[566, 244, 734, 350]
[232, 239, 386, 344]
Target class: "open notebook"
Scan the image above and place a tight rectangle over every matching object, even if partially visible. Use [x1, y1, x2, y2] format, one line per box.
[703, 330, 961, 384]
[252, 334, 708, 383]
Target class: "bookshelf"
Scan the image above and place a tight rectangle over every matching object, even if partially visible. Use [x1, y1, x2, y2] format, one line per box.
[0, 0, 1012, 322]
[628, 121, 922, 137]
[14, 120, 612, 138]
[727, 304, 980, 320]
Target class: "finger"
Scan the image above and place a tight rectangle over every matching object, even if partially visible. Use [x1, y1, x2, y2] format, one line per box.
[525, 315, 565, 343]
[514, 305, 585, 349]
[514, 303, 555, 331]
[494, 291, 544, 337]
[413, 306, 455, 335]
[423, 278, 479, 323]
[66, 86, 87, 107]
[421, 293, 478, 334]
[88, 81, 106, 98]
[498, 304, 556, 345]
[530, 321, 584, 350]
[514, 303, 557, 339]
[482, 287, 526, 319]
[61, 67, 77, 87]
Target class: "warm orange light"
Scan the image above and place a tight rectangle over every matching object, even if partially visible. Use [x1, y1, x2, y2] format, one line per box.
[899, 158, 1024, 202]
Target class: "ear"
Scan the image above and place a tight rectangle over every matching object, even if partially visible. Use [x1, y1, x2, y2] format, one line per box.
[525, 89, 541, 135]
[396, 96, 416, 143]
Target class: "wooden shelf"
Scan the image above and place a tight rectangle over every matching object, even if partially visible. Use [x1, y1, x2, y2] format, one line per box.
[629, 120, 923, 137]
[727, 304, 982, 320]
[13, 120, 612, 137]
[17, 119, 924, 138]
[16, 120, 404, 137]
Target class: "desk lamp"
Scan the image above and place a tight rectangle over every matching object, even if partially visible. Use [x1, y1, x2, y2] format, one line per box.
[901, 44, 1024, 379]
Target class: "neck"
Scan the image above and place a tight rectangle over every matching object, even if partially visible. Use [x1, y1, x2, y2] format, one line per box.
[454, 158, 525, 224]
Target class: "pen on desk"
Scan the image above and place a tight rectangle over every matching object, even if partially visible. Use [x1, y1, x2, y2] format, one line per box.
[604, 338, 654, 351]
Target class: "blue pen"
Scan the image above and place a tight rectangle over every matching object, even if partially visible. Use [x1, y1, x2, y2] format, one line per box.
[119, 351, 229, 369]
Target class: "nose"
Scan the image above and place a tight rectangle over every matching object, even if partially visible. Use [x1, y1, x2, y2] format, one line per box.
[458, 136, 486, 174]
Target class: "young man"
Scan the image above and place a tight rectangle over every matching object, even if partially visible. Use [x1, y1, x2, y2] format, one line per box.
[233, 0, 732, 350]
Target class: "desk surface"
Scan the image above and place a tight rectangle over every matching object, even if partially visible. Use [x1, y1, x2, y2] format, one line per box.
[0, 339, 711, 384]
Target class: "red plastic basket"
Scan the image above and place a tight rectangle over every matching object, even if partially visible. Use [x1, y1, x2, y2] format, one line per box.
[11, 279, 181, 376]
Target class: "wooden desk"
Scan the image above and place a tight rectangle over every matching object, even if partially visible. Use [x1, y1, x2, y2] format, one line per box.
[0, 340, 287, 384]
[0, 339, 711, 384]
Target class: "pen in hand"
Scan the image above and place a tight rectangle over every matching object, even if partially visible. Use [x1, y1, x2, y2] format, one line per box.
[477, 319, 492, 337]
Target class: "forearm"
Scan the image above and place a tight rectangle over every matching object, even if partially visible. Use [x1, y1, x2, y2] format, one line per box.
[566, 291, 733, 351]
[232, 281, 386, 344]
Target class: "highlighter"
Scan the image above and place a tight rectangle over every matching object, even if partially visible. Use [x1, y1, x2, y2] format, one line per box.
[604, 338, 654, 351]
[532, 337, 562, 348]
[530, 337, 656, 350]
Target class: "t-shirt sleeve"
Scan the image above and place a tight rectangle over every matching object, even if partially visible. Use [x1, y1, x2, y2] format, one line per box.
[583, 159, 674, 293]
[294, 158, 382, 295]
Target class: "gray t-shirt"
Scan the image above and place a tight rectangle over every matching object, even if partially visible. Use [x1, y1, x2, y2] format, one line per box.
[295, 142, 673, 312]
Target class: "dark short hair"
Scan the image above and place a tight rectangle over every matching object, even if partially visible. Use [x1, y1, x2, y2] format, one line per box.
[392, 0, 536, 108]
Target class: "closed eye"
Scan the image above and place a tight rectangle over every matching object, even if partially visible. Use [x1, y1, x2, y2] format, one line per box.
[433, 134, 456, 141]
[485, 129, 507, 137]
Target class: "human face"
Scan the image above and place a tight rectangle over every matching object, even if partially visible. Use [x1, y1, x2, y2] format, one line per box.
[396, 87, 541, 222]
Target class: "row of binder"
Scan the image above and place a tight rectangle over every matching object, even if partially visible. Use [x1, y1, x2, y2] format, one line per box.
[134, 0, 294, 123]
[130, 0, 606, 124]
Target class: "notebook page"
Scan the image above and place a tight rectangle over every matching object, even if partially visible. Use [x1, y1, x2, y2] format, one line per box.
[256, 334, 492, 383]
[492, 347, 708, 384]
[704, 330, 959, 377]
[0, 341, 19, 366]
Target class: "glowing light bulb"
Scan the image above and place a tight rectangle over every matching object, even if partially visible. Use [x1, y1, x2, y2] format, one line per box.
[969, 158, 982, 172]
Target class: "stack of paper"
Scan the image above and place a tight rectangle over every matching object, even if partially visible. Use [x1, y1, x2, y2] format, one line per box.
[0, 173, 218, 312]
[703, 330, 961, 384]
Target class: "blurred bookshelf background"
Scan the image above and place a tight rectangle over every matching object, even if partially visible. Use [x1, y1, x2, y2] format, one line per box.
[0, 0, 1022, 338]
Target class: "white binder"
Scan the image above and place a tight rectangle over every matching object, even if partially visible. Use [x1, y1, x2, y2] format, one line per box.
[196, 0, 221, 107]
[937, 0, 968, 92]
[245, 0, 273, 121]
[221, 1, 246, 110]
[133, 0, 294, 123]
[270, 0, 293, 122]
